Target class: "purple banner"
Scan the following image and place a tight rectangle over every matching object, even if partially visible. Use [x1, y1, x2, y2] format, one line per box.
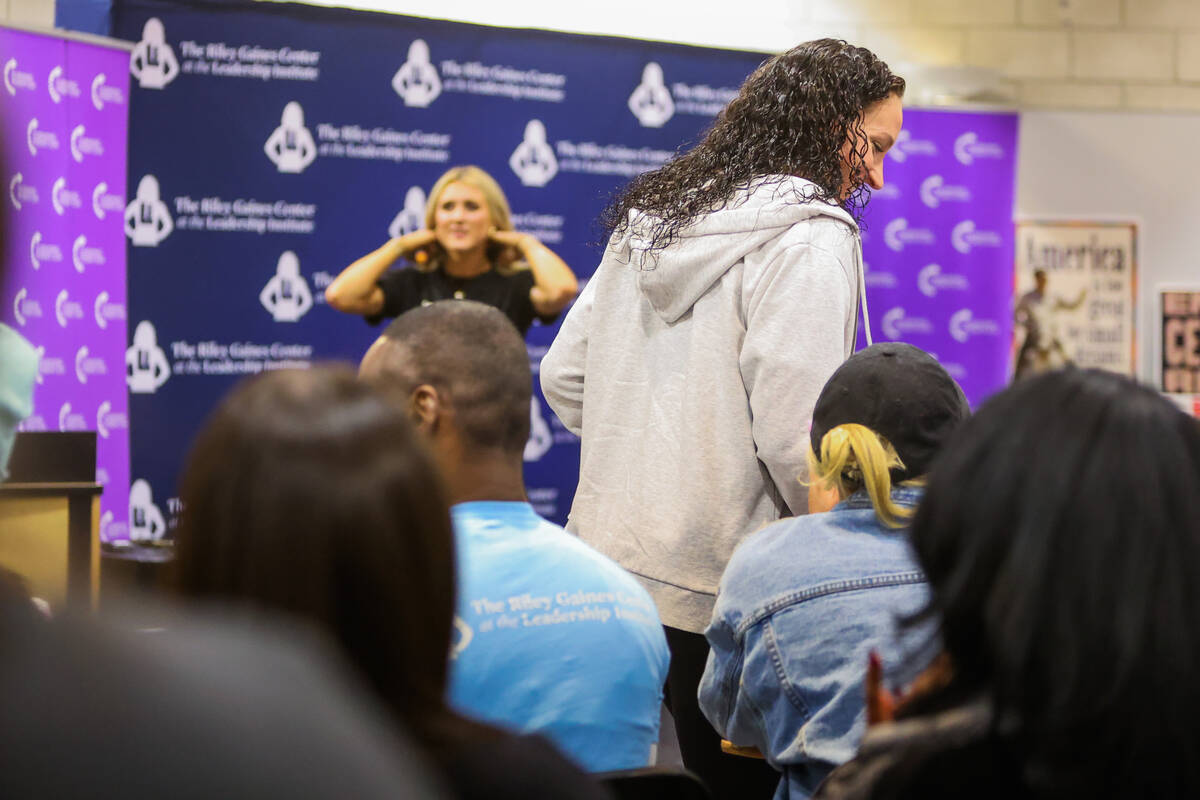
[0, 27, 131, 540]
[859, 109, 1018, 407]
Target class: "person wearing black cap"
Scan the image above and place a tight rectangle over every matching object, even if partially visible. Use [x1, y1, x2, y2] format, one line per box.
[697, 343, 970, 800]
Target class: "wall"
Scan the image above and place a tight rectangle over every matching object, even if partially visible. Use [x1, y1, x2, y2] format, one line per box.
[5, 0, 55, 27]
[1017, 109, 1200, 383]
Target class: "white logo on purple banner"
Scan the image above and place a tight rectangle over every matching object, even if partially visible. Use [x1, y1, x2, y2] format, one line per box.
[125, 175, 173, 246]
[887, 129, 937, 164]
[70, 125, 105, 163]
[130, 18, 179, 90]
[953, 132, 1005, 166]
[75, 345, 109, 384]
[629, 63, 674, 128]
[949, 309, 1001, 343]
[58, 402, 88, 432]
[917, 263, 970, 298]
[863, 261, 898, 289]
[96, 401, 128, 440]
[30, 232, 63, 270]
[52, 177, 81, 216]
[95, 291, 126, 330]
[4, 58, 35, 95]
[129, 479, 167, 542]
[260, 251, 313, 322]
[127, 321, 170, 393]
[33, 347, 65, 385]
[56, 289, 84, 327]
[510, 120, 557, 187]
[93, 181, 124, 220]
[951, 220, 1003, 255]
[388, 186, 426, 238]
[91, 73, 126, 110]
[73, 235, 105, 273]
[19, 414, 47, 432]
[393, 39, 441, 107]
[264, 102, 316, 173]
[48, 65, 80, 103]
[10, 173, 39, 211]
[881, 307, 934, 340]
[919, 175, 971, 209]
[27, 118, 61, 156]
[883, 218, 935, 252]
[13, 288, 42, 327]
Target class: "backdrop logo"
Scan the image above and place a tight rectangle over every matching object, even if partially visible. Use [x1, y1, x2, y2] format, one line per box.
[524, 398, 553, 461]
[393, 39, 441, 107]
[33, 347, 65, 385]
[919, 174, 971, 208]
[9, 173, 38, 211]
[12, 288, 42, 327]
[4, 58, 35, 95]
[871, 182, 901, 200]
[883, 218, 935, 252]
[70, 125, 105, 162]
[91, 73, 126, 110]
[95, 291, 126, 329]
[125, 175, 173, 246]
[628, 62, 674, 128]
[127, 320, 171, 393]
[58, 402, 88, 432]
[27, 118, 61, 156]
[55, 289, 84, 327]
[73, 235, 106, 273]
[264, 101, 316, 173]
[510, 119, 557, 187]
[75, 345, 109, 384]
[887, 129, 938, 163]
[93, 181, 124, 220]
[881, 307, 934, 340]
[130, 18, 179, 89]
[30, 232, 63, 270]
[19, 414, 47, 432]
[863, 262, 898, 289]
[949, 309, 1001, 343]
[48, 65, 80, 103]
[52, 177, 81, 215]
[954, 131, 1005, 165]
[917, 263, 970, 298]
[129, 479, 167, 542]
[96, 401, 128, 439]
[388, 185, 427, 239]
[100, 510, 128, 541]
[260, 251, 313, 322]
[951, 219, 1003, 254]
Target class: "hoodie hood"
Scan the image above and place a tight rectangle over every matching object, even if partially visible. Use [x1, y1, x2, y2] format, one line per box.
[609, 176, 859, 325]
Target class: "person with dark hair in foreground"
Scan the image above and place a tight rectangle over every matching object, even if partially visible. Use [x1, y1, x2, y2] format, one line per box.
[172, 367, 610, 800]
[815, 368, 1200, 799]
[540, 38, 905, 799]
[700, 344, 969, 799]
[359, 301, 669, 773]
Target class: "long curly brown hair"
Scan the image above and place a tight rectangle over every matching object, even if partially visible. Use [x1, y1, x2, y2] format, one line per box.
[601, 39, 904, 252]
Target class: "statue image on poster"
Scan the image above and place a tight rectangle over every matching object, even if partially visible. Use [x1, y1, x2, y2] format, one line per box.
[628, 62, 674, 128]
[264, 102, 317, 174]
[130, 18, 179, 90]
[1013, 268, 1087, 379]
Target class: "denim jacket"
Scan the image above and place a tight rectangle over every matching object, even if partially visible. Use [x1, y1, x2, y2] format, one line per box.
[699, 487, 932, 800]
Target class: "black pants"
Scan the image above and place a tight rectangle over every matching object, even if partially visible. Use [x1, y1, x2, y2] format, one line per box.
[663, 626, 781, 800]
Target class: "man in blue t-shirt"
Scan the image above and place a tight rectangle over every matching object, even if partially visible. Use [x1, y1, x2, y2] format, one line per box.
[359, 300, 669, 772]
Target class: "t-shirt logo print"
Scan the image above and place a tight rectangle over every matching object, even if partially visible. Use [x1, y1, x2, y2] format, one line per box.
[510, 119, 557, 187]
[129, 18, 179, 90]
[628, 62, 674, 128]
[260, 251, 314, 322]
[392, 39, 441, 107]
[265, 101, 317, 173]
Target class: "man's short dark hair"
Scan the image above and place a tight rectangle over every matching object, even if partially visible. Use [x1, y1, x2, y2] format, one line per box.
[365, 301, 531, 454]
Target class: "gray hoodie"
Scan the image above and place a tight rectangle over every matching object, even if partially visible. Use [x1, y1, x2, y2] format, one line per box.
[540, 176, 868, 633]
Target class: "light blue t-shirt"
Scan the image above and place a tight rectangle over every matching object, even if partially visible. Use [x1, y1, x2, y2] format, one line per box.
[448, 501, 669, 772]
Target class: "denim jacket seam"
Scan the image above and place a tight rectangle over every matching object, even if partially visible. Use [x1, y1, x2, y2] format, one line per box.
[765, 617, 812, 721]
[734, 572, 927, 638]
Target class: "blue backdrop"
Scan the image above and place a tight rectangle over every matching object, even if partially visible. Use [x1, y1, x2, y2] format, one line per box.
[71, 0, 1016, 530]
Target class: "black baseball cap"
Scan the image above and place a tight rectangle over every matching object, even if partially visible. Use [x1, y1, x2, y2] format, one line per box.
[810, 343, 970, 482]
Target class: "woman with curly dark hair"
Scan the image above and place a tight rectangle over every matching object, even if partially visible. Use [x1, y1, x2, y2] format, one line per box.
[540, 39, 904, 799]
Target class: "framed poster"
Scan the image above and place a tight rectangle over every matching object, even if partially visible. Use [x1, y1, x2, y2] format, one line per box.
[1159, 286, 1200, 395]
[1012, 221, 1137, 379]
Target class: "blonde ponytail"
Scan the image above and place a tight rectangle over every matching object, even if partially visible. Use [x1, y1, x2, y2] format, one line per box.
[806, 423, 918, 528]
